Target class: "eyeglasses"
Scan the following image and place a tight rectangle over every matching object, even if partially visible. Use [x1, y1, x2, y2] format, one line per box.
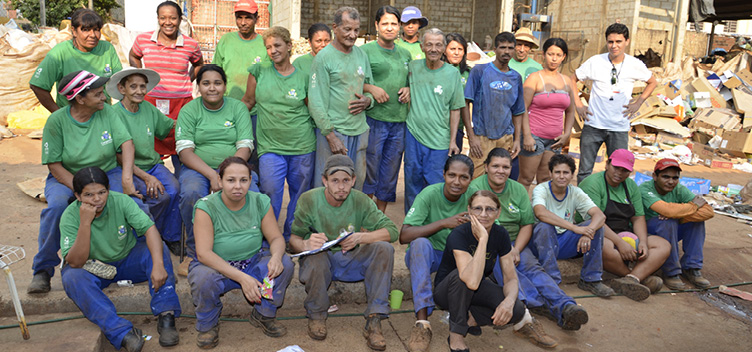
[470, 206, 499, 215]
[611, 67, 617, 85]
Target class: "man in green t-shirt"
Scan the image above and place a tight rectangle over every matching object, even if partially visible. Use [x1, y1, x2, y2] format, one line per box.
[290, 155, 398, 351]
[404, 28, 465, 213]
[308, 7, 375, 191]
[640, 158, 714, 290]
[579, 149, 670, 300]
[396, 6, 428, 60]
[509, 28, 542, 82]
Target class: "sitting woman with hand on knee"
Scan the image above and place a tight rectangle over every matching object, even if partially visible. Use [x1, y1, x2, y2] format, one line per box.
[188, 157, 293, 349]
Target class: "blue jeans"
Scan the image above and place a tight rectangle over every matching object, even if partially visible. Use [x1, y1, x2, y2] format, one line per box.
[298, 242, 394, 319]
[577, 125, 629, 184]
[61, 241, 181, 350]
[646, 217, 705, 276]
[170, 154, 182, 179]
[404, 238, 443, 315]
[132, 164, 181, 242]
[313, 129, 369, 190]
[188, 249, 294, 332]
[33, 168, 151, 276]
[249, 114, 259, 173]
[258, 152, 314, 241]
[179, 167, 259, 257]
[531, 220, 604, 283]
[494, 245, 576, 327]
[404, 129, 448, 213]
[363, 117, 405, 202]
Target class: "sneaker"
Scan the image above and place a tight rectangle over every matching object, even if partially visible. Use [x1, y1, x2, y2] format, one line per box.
[642, 276, 663, 294]
[307, 318, 327, 340]
[157, 313, 179, 347]
[363, 314, 386, 351]
[513, 318, 558, 349]
[578, 279, 615, 297]
[196, 325, 219, 349]
[249, 309, 287, 337]
[609, 277, 650, 301]
[27, 272, 51, 294]
[663, 274, 686, 290]
[407, 322, 432, 352]
[682, 269, 711, 289]
[122, 327, 145, 352]
[561, 304, 588, 331]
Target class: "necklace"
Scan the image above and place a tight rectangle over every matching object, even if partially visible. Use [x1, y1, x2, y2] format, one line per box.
[608, 55, 624, 101]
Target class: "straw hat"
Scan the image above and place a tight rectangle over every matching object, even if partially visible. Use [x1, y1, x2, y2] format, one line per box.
[514, 27, 539, 49]
[105, 68, 160, 100]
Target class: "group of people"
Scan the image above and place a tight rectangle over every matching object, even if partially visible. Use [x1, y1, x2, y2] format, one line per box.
[26, 2, 715, 352]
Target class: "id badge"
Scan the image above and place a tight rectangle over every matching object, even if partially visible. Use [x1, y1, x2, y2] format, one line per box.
[156, 99, 170, 115]
[610, 84, 621, 101]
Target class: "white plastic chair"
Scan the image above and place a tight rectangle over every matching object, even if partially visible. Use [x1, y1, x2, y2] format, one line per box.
[0, 245, 30, 339]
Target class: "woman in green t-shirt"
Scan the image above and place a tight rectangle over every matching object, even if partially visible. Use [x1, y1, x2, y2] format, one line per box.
[30, 70, 147, 294]
[242, 26, 316, 242]
[175, 64, 256, 257]
[188, 157, 293, 348]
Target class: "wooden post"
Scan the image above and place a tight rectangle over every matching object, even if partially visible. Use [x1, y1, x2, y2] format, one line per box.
[89, 0, 93, 10]
[470, 0, 476, 42]
[39, 0, 46, 27]
[707, 20, 717, 56]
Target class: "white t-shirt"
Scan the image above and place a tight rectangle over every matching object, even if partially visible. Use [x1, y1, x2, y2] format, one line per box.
[575, 53, 652, 132]
[532, 182, 597, 234]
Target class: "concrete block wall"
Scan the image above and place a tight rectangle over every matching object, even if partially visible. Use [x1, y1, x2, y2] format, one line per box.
[299, 0, 369, 38]
[472, 0, 502, 45]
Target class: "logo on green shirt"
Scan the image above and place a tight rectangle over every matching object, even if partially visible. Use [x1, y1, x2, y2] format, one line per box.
[104, 64, 112, 76]
[357, 66, 364, 76]
[146, 126, 153, 137]
[434, 85, 443, 95]
[224, 121, 234, 128]
[117, 225, 127, 240]
[507, 203, 519, 213]
[44, 142, 49, 155]
[101, 131, 112, 146]
[254, 56, 261, 64]
[461, 77, 467, 85]
[287, 89, 298, 99]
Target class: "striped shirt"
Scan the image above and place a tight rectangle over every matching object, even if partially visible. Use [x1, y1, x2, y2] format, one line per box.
[131, 31, 202, 98]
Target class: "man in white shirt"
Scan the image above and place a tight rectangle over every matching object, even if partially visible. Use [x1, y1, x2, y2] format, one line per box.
[572, 23, 657, 183]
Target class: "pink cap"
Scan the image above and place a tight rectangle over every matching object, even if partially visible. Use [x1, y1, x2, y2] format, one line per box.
[234, 0, 258, 14]
[609, 149, 635, 171]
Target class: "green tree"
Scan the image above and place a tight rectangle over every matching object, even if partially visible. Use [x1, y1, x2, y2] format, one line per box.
[10, 0, 121, 27]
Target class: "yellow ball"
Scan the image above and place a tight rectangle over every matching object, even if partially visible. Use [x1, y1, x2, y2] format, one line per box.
[622, 237, 637, 250]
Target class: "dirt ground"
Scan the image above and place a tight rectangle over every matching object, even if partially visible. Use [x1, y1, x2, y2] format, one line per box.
[2, 135, 752, 351]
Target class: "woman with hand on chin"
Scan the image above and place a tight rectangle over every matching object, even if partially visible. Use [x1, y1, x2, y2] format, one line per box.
[176, 64, 255, 258]
[433, 190, 557, 351]
[188, 157, 293, 348]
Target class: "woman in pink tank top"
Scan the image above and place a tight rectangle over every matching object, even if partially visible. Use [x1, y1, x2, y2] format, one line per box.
[518, 38, 577, 188]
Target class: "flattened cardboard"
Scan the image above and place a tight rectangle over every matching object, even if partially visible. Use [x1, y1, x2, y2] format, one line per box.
[632, 116, 691, 137]
[689, 108, 740, 131]
[691, 76, 729, 108]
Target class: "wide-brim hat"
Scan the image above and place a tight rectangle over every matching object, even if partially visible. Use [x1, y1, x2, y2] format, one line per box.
[105, 67, 160, 100]
[401, 6, 428, 29]
[514, 27, 540, 49]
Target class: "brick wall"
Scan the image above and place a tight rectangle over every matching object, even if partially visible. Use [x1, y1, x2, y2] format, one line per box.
[190, 0, 270, 61]
[299, 0, 369, 38]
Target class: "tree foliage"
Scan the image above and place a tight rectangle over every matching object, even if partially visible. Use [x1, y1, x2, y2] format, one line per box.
[10, 0, 121, 27]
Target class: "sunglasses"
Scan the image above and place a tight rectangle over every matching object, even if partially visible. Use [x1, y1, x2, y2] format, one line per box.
[611, 67, 617, 85]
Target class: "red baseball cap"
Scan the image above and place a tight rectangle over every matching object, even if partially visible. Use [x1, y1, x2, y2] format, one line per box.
[609, 149, 635, 172]
[234, 0, 258, 14]
[654, 158, 682, 172]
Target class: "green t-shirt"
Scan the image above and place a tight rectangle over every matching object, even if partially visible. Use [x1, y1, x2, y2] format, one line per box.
[403, 183, 469, 251]
[291, 187, 399, 251]
[308, 44, 374, 136]
[292, 53, 314, 78]
[360, 41, 411, 123]
[42, 104, 132, 174]
[469, 176, 534, 241]
[532, 182, 597, 234]
[60, 192, 154, 263]
[509, 57, 542, 82]
[453, 65, 471, 131]
[194, 190, 271, 261]
[175, 97, 253, 169]
[577, 171, 645, 223]
[113, 102, 174, 171]
[639, 180, 696, 221]
[30, 40, 122, 108]
[396, 38, 424, 60]
[249, 63, 315, 156]
[212, 32, 269, 115]
[406, 60, 466, 150]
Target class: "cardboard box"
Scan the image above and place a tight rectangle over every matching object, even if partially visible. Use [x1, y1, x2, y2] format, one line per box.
[655, 131, 686, 146]
[688, 141, 734, 169]
[689, 108, 741, 131]
[631, 95, 665, 121]
[720, 130, 752, 155]
[737, 70, 752, 88]
[568, 138, 606, 162]
[691, 76, 729, 108]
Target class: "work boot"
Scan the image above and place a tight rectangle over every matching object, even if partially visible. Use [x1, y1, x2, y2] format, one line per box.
[157, 312, 179, 347]
[363, 314, 386, 351]
[307, 318, 327, 340]
[121, 327, 145, 352]
[683, 269, 711, 289]
[609, 276, 650, 301]
[196, 325, 219, 349]
[561, 304, 589, 331]
[642, 276, 664, 294]
[577, 279, 615, 297]
[165, 241, 184, 257]
[528, 306, 556, 323]
[249, 309, 287, 337]
[663, 274, 686, 290]
[27, 272, 51, 294]
[407, 321, 432, 351]
[514, 318, 558, 349]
